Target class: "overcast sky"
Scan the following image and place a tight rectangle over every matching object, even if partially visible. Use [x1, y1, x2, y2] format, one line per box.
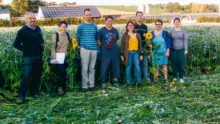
[42, 0, 220, 5]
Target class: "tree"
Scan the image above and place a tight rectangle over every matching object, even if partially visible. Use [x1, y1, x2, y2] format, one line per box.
[12, 0, 28, 16]
[28, 0, 44, 13]
[208, 4, 218, 12]
[165, 2, 181, 12]
[165, 2, 174, 12]
[173, 2, 181, 12]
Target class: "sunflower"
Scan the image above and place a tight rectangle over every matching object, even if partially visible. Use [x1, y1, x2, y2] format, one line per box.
[170, 81, 175, 88]
[143, 32, 153, 40]
[72, 38, 78, 49]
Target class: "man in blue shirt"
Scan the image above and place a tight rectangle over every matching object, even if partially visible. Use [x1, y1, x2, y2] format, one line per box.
[97, 16, 120, 89]
[76, 9, 98, 92]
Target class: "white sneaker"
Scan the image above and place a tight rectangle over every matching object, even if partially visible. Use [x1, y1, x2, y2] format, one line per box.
[173, 78, 177, 81]
[179, 79, 184, 83]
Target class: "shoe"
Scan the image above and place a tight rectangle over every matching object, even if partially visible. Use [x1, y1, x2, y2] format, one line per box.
[88, 87, 95, 91]
[33, 94, 41, 98]
[173, 78, 177, 81]
[164, 79, 169, 83]
[146, 78, 151, 82]
[113, 80, 120, 88]
[137, 83, 142, 87]
[102, 83, 107, 89]
[179, 79, 184, 83]
[127, 83, 132, 89]
[81, 88, 88, 92]
[113, 83, 120, 88]
[16, 97, 25, 104]
[58, 87, 64, 95]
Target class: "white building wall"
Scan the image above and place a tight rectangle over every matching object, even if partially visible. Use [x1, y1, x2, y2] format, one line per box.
[137, 4, 150, 14]
[137, 4, 144, 13]
[2, 0, 12, 5]
[144, 4, 150, 14]
[37, 7, 45, 20]
[0, 14, 10, 20]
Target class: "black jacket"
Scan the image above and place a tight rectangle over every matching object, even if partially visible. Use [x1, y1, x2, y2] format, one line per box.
[13, 25, 44, 57]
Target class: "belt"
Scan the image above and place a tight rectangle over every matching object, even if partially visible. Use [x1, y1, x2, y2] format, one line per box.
[129, 50, 138, 52]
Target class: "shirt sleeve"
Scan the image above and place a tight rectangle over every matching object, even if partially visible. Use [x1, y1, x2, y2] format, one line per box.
[95, 25, 98, 40]
[116, 29, 119, 41]
[51, 34, 57, 59]
[183, 29, 188, 51]
[145, 25, 148, 33]
[76, 25, 81, 45]
[165, 31, 171, 49]
[13, 31, 24, 51]
[97, 29, 101, 41]
[121, 34, 125, 56]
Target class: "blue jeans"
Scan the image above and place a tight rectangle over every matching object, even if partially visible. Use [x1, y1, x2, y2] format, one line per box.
[126, 51, 142, 83]
[141, 55, 150, 80]
[20, 55, 43, 99]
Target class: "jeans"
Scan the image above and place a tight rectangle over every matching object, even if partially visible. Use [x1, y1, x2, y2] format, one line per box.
[141, 55, 150, 80]
[19, 55, 43, 99]
[100, 56, 120, 82]
[126, 51, 142, 83]
[80, 47, 97, 89]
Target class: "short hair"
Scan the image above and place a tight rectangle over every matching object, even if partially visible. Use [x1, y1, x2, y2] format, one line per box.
[105, 16, 114, 21]
[155, 19, 163, 25]
[136, 11, 143, 16]
[84, 8, 91, 14]
[58, 20, 68, 27]
[174, 18, 181, 23]
[25, 12, 35, 19]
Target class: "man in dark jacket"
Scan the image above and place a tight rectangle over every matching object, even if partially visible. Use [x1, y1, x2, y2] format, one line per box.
[14, 12, 44, 103]
[134, 11, 151, 82]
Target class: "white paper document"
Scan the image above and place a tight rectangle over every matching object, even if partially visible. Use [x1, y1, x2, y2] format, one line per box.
[51, 52, 65, 64]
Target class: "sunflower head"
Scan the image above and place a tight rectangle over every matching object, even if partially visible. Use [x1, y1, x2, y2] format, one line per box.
[144, 32, 153, 40]
[170, 81, 175, 87]
[72, 38, 78, 49]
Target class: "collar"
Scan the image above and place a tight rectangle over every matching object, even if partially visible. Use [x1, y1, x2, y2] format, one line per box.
[26, 24, 36, 30]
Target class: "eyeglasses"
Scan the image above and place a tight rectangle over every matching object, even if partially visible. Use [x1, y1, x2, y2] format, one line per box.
[128, 25, 134, 27]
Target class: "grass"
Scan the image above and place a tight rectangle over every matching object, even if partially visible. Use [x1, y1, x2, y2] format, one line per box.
[97, 5, 137, 12]
[97, 6, 165, 13]
[0, 73, 219, 123]
[150, 7, 166, 14]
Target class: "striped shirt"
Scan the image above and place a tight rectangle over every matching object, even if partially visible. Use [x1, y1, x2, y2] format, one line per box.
[76, 22, 98, 50]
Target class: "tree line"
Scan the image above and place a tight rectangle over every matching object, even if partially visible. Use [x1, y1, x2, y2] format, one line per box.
[164, 2, 219, 13]
[0, 0, 76, 17]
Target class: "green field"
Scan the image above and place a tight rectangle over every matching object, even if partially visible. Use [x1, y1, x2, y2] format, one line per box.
[97, 6, 165, 13]
[150, 7, 166, 14]
[1, 74, 219, 123]
[0, 24, 220, 123]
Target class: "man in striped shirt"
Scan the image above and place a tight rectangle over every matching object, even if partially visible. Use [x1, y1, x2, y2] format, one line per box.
[76, 8, 98, 92]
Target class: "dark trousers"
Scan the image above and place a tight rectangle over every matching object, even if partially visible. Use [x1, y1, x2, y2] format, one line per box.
[171, 49, 185, 79]
[100, 56, 120, 82]
[51, 64, 67, 91]
[19, 55, 43, 99]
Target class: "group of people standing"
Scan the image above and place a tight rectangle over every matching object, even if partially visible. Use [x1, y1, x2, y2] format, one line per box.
[13, 9, 188, 103]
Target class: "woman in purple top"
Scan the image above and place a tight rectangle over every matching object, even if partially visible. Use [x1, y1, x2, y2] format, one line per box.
[170, 18, 188, 83]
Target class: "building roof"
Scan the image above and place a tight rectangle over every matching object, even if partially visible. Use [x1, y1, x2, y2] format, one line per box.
[40, 6, 101, 18]
[0, 9, 10, 14]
